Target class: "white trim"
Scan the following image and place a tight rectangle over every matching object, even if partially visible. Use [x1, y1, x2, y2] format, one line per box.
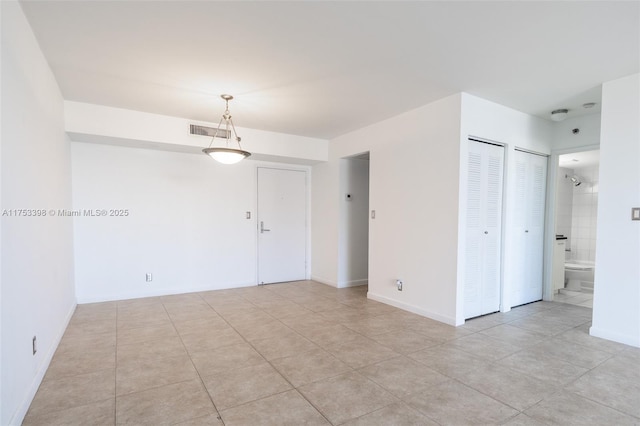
[367, 291, 457, 326]
[76, 281, 256, 304]
[310, 275, 338, 288]
[337, 279, 368, 288]
[590, 326, 640, 348]
[10, 302, 76, 426]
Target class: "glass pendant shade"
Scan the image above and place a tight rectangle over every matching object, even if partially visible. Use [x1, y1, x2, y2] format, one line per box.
[203, 147, 251, 164]
[202, 94, 250, 164]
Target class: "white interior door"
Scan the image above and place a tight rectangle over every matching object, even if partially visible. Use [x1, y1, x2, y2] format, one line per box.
[257, 168, 307, 284]
[464, 140, 504, 319]
[511, 150, 547, 307]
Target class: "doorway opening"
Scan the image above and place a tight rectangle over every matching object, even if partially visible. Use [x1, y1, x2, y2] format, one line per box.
[552, 149, 600, 309]
[337, 152, 370, 288]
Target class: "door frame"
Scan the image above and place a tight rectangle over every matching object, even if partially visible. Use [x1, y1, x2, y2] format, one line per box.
[255, 165, 311, 285]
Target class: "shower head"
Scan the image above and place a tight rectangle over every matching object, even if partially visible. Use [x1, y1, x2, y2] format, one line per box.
[569, 175, 582, 186]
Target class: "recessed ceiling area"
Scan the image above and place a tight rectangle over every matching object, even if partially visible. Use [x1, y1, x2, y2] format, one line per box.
[559, 150, 600, 169]
[20, 1, 639, 139]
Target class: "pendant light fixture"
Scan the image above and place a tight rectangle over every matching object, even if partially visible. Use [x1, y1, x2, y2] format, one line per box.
[202, 94, 251, 164]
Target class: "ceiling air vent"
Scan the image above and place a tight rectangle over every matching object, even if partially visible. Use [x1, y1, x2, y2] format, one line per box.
[189, 124, 230, 139]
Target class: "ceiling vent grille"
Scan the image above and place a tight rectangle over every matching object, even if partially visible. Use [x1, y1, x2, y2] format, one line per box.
[190, 124, 231, 139]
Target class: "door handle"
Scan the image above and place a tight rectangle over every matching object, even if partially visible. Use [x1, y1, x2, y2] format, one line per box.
[260, 221, 271, 233]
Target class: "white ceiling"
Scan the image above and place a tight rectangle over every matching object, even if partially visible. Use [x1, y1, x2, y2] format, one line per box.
[20, 1, 639, 140]
[559, 149, 600, 169]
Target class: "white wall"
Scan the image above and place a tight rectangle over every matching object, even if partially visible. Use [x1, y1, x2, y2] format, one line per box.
[458, 94, 553, 322]
[337, 158, 369, 287]
[591, 73, 640, 347]
[1, 3, 76, 424]
[314, 94, 463, 324]
[65, 101, 329, 165]
[72, 142, 311, 302]
[552, 113, 602, 152]
[570, 165, 599, 263]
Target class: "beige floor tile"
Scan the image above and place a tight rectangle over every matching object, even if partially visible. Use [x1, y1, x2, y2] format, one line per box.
[218, 308, 274, 325]
[478, 323, 548, 347]
[27, 369, 115, 416]
[592, 350, 640, 382]
[531, 338, 612, 369]
[557, 327, 629, 354]
[459, 314, 506, 332]
[405, 317, 472, 341]
[341, 402, 438, 426]
[44, 346, 115, 381]
[261, 301, 314, 319]
[357, 356, 449, 398]
[344, 315, 405, 336]
[23, 398, 115, 426]
[117, 309, 171, 330]
[116, 353, 199, 395]
[172, 315, 229, 335]
[296, 296, 343, 312]
[508, 316, 574, 337]
[55, 331, 116, 355]
[369, 329, 440, 354]
[117, 336, 187, 364]
[296, 323, 363, 348]
[566, 367, 640, 418]
[449, 363, 557, 411]
[502, 413, 547, 425]
[116, 379, 216, 425]
[406, 379, 518, 425]
[498, 350, 589, 387]
[63, 318, 116, 337]
[232, 319, 293, 341]
[71, 303, 117, 323]
[180, 327, 245, 353]
[325, 335, 398, 368]
[116, 322, 178, 345]
[319, 306, 367, 323]
[202, 363, 292, 410]
[299, 371, 396, 425]
[251, 331, 318, 360]
[524, 391, 637, 425]
[173, 413, 224, 425]
[189, 343, 264, 377]
[444, 333, 522, 361]
[408, 345, 493, 376]
[220, 389, 329, 426]
[271, 348, 352, 387]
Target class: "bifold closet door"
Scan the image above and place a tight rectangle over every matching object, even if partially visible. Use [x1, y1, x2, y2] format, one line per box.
[511, 150, 547, 307]
[464, 140, 504, 319]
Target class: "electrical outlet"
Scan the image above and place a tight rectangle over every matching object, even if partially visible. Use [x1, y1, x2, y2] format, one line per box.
[396, 279, 403, 291]
[32, 336, 37, 355]
[246, 211, 251, 219]
[146, 273, 153, 282]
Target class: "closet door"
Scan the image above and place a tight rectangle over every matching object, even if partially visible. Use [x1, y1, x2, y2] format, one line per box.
[511, 150, 547, 307]
[464, 140, 504, 319]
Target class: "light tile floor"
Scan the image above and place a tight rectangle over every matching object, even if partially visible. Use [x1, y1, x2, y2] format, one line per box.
[24, 281, 639, 425]
[554, 289, 594, 308]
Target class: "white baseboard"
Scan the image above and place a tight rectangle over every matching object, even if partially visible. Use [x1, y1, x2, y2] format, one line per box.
[310, 275, 338, 288]
[337, 279, 368, 288]
[590, 326, 640, 348]
[76, 281, 257, 304]
[11, 301, 77, 426]
[367, 291, 457, 326]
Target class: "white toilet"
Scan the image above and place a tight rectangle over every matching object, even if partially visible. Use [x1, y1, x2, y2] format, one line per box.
[564, 261, 595, 292]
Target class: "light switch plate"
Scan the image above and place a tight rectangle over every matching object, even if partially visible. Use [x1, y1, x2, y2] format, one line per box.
[632, 207, 640, 221]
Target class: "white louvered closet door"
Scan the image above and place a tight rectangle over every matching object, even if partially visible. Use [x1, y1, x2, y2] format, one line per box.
[510, 150, 548, 307]
[464, 140, 504, 319]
